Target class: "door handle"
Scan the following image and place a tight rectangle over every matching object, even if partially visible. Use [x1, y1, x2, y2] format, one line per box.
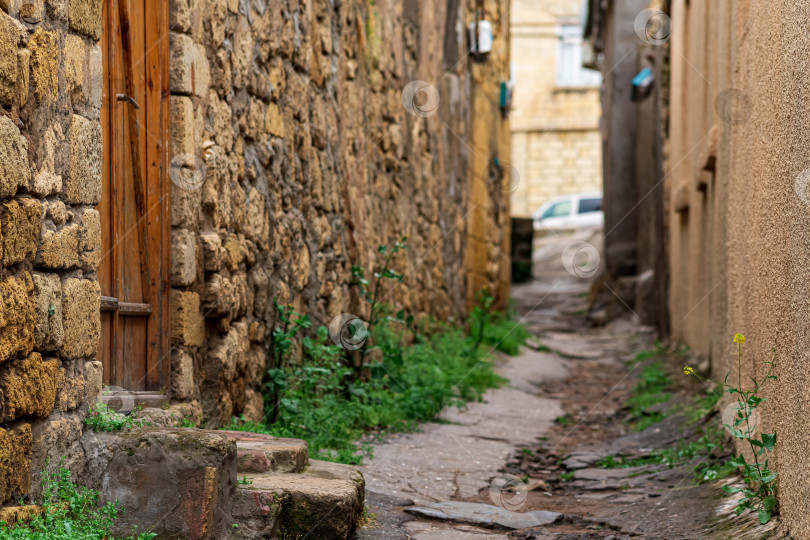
[116, 93, 140, 109]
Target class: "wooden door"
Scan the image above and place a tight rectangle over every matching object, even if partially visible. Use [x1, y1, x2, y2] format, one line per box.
[100, 0, 170, 391]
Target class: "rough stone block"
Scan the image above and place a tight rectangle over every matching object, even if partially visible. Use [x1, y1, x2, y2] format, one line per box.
[241, 389, 264, 423]
[84, 359, 102, 403]
[171, 228, 196, 287]
[87, 43, 101, 107]
[199, 233, 223, 271]
[29, 29, 57, 100]
[79, 208, 100, 271]
[0, 198, 41, 265]
[0, 116, 29, 198]
[64, 33, 85, 91]
[67, 0, 100, 39]
[203, 273, 247, 321]
[30, 170, 61, 197]
[0, 424, 31, 502]
[171, 348, 194, 399]
[170, 289, 204, 347]
[245, 188, 269, 250]
[66, 114, 102, 205]
[61, 278, 100, 359]
[45, 0, 66, 21]
[0, 11, 17, 107]
[55, 365, 84, 412]
[80, 428, 237, 539]
[170, 95, 195, 155]
[169, 32, 193, 95]
[265, 103, 284, 137]
[245, 344, 265, 387]
[240, 459, 364, 540]
[16, 48, 29, 107]
[29, 413, 83, 490]
[204, 322, 247, 385]
[38, 223, 80, 269]
[0, 352, 58, 421]
[32, 272, 62, 351]
[0, 272, 34, 363]
[171, 182, 201, 229]
[169, 0, 190, 32]
[19, 0, 45, 25]
[35, 122, 63, 176]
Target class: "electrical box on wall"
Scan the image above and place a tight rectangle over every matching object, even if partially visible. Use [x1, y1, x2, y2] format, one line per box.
[468, 20, 493, 56]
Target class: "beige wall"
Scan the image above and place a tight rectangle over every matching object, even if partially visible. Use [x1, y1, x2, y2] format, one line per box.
[668, 0, 810, 535]
[510, 0, 602, 217]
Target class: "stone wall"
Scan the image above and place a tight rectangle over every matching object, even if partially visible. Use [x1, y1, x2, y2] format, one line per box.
[512, 129, 601, 211]
[167, 0, 511, 427]
[0, 0, 105, 504]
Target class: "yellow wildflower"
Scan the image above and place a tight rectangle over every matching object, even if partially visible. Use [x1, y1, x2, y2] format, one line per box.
[733, 333, 745, 344]
[683, 366, 694, 376]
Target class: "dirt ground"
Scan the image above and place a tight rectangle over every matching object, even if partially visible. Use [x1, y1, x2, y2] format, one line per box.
[356, 231, 785, 540]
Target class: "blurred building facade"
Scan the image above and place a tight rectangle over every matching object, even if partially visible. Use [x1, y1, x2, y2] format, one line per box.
[589, 0, 810, 535]
[509, 0, 603, 218]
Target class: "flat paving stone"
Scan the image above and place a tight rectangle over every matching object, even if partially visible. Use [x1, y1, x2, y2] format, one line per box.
[403, 519, 510, 539]
[541, 332, 606, 359]
[405, 501, 561, 530]
[360, 352, 565, 504]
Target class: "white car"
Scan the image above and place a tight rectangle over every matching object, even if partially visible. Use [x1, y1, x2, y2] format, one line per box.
[532, 193, 604, 231]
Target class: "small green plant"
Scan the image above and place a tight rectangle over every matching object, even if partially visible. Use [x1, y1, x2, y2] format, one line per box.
[0, 464, 155, 539]
[684, 384, 723, 424]
[468, 290, 530, 356]
[559, 471, 574, 482]
[266, 301, 312, 423]
[595, 433, 733, 483]
[237, 476, 253, 485]
[554, 414, 575, 426]
[84, 403, 150, 433]
[686, 333, 778, 524]
[626, 361, 672, 431]
[358, 506, 378, 528]
[351, 237, 407, 379]
[175, 417, 197, 428]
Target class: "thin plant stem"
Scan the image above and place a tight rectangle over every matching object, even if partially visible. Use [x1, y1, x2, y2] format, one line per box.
[737, 342, 765, 484]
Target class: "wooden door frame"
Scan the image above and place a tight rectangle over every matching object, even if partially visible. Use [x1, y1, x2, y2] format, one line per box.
[101, 0, 171, 393]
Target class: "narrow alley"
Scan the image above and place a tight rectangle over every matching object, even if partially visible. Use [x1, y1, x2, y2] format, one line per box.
[1, 0, 808, 538]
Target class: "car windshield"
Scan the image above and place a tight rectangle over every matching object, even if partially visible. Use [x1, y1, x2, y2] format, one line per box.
[541, 200, 572, 219]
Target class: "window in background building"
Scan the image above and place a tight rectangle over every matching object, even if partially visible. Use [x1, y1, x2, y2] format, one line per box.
[556, 24, 602, 88]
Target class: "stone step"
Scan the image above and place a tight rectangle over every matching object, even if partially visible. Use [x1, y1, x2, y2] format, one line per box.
[220, 430, 309, 474]
[230, 459, 365, 540]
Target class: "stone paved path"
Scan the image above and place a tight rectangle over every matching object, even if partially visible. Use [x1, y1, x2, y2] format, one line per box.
[357, 231, 599, 539]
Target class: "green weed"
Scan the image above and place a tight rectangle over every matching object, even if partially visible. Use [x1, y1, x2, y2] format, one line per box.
[0, 465, 155, 539]
[626, 361, 672, 431]
[554, 414, 575, 426]
[559, 471, 574, 482]
[84, 403, 150, 433]
[687, 334, 778, 524]
[227, 322, 505, 464]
